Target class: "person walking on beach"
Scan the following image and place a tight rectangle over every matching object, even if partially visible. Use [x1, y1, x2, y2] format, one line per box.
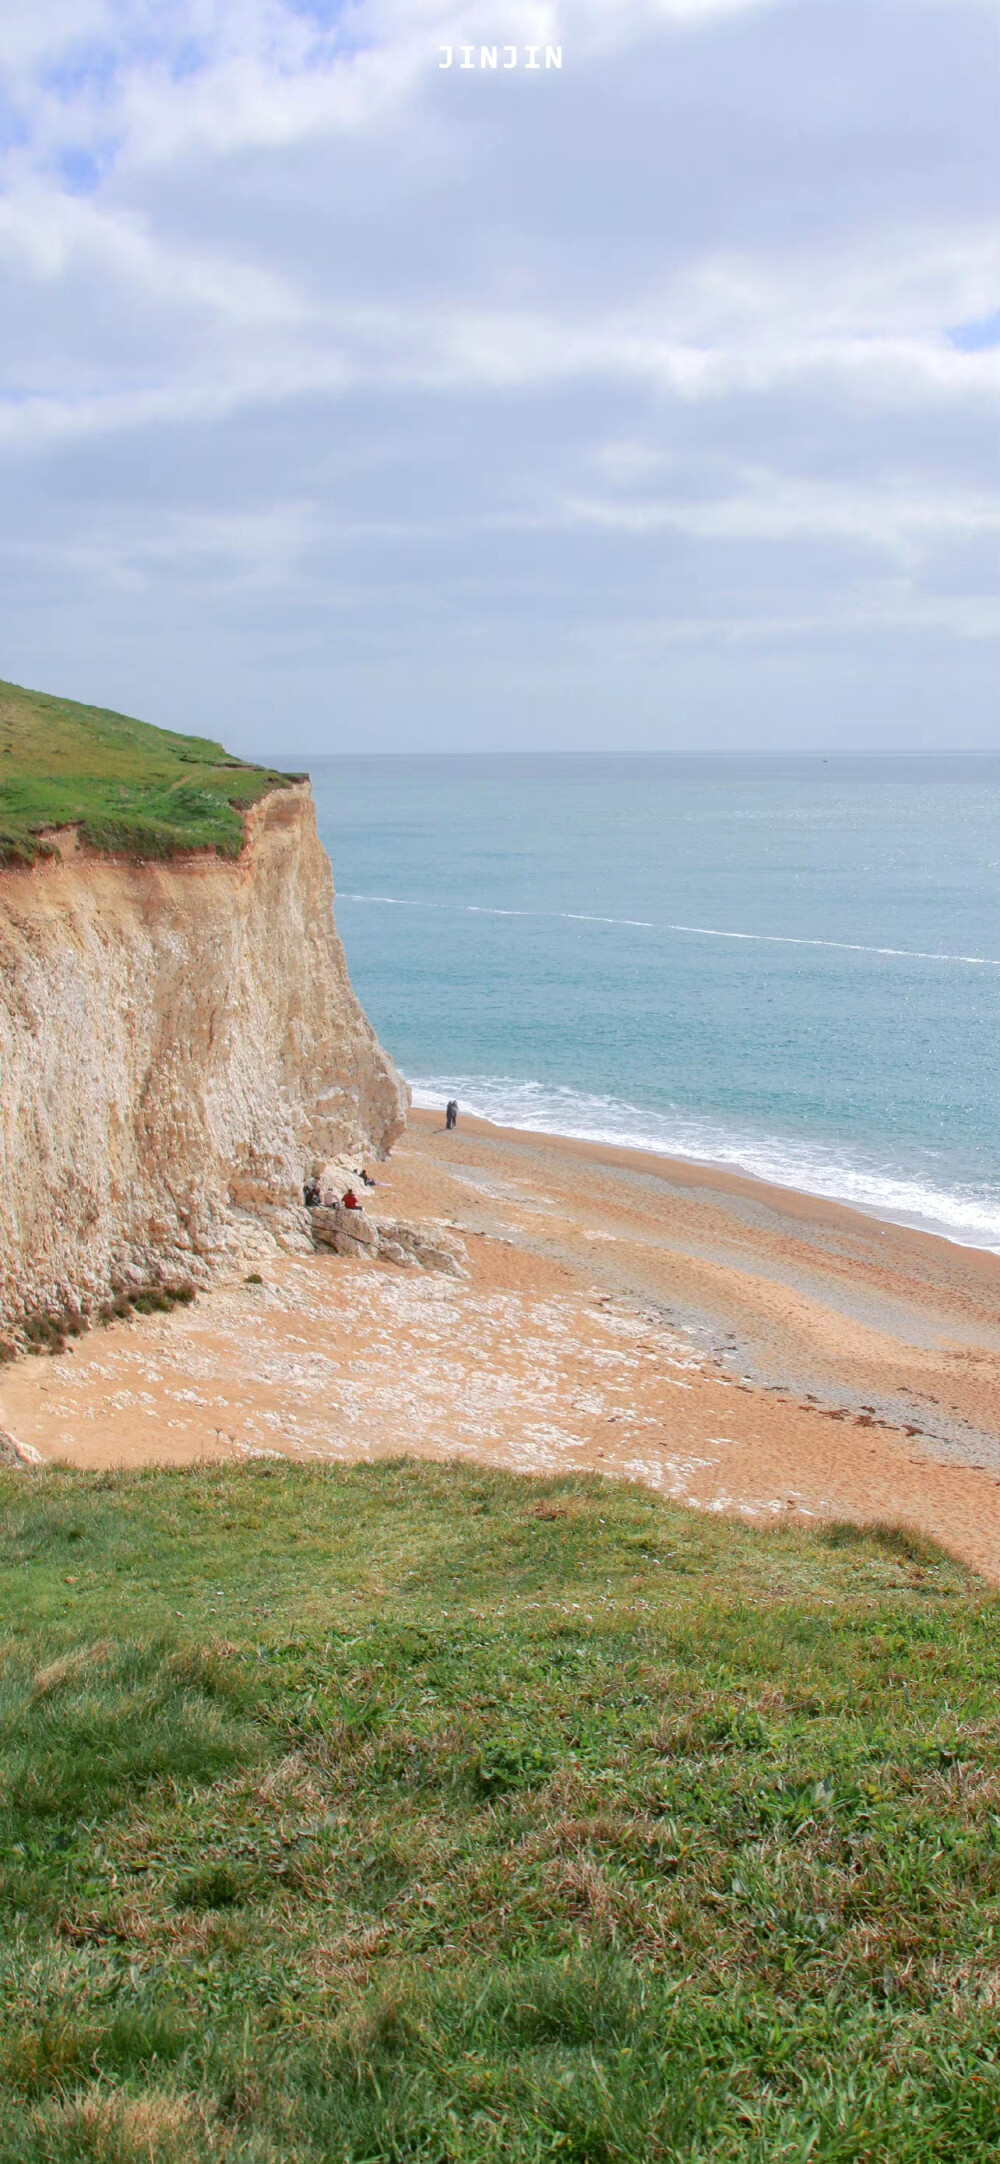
[445, 1099, 458, 1131]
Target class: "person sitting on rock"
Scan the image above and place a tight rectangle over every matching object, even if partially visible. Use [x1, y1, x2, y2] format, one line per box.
[303, 1178, 320, 1208]
[360, 1168, 376, 1187]
[342, 1188, 361, 1210]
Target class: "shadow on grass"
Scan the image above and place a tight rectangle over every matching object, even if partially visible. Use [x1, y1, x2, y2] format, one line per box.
[0, 1640, 262, 1829]
[821, 1519, 961, 1568]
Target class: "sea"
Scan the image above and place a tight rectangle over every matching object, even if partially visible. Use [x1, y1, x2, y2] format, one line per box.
[300, 755, 1000, 1253]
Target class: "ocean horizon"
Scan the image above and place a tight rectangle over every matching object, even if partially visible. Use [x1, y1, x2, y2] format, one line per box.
[290, 753, 1000, 1253]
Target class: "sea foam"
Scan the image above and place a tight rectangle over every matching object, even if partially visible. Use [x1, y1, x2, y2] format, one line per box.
[409, 1074, 1000, 1251]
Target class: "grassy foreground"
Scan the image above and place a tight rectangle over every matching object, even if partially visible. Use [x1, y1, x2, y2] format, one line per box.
[0, 677, 297, 866]
[0, 1459, 997, 2163]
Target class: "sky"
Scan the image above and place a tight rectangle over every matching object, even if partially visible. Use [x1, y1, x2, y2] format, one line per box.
[0, 0, 997, 755]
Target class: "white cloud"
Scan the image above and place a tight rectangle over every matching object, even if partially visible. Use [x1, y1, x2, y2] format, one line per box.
[0, 0, 995, 745]
[0, 188, 301, 327]
[0, 0, 111, 71]
[563, 470, 1000, 558]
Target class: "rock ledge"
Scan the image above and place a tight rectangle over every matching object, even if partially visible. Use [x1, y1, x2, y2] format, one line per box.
[310, 1207, 467, 1277]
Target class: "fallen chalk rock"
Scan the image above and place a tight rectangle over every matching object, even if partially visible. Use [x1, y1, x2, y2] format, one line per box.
[0, 1428, 44, 1468]
[309, 1204, 379, 1259]
[314, 1156, 374, 1203]
[373, 1219, 468, 1277]
[308, 1207, 467, 1276]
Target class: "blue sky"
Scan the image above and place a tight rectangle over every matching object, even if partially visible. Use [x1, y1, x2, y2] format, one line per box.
[0, 0, 996, 752]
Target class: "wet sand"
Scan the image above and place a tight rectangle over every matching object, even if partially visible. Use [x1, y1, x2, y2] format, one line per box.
[3, 1110, 999, 1581]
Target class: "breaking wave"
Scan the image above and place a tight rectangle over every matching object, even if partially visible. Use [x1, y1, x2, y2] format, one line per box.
[408, 1073, 1000, 1251]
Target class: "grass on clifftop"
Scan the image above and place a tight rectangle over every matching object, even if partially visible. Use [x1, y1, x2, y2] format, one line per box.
[0, 677, 301, 866]
[0, 1458, 998, 2163]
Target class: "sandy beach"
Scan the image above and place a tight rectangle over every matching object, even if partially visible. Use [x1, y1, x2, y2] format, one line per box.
[4, 1108, 999, 1580]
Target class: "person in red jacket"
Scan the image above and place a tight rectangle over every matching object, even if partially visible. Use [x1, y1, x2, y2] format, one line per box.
[342, 1188, 361, 1210]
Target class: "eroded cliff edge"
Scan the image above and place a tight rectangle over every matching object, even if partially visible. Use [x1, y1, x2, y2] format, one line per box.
[0, 782, 408, 1338]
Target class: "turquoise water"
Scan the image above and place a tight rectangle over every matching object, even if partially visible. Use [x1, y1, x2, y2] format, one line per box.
[302, 756, 1000, 1250]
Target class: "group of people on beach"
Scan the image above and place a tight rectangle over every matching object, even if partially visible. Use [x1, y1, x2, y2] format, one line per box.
[302, 1100, 459, 1216]
[302, 1167, 376, 1211]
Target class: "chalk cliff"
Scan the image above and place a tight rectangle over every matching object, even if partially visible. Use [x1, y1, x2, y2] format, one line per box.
[0, 782, 408, 1339]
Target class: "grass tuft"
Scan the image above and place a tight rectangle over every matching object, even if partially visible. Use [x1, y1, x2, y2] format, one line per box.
[172, 1863, 248, 1912]
[822, 1518, 958, 1567]
[11, 1282, 199, 1359]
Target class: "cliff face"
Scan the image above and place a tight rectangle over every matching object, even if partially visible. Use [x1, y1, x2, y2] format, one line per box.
[0, 784, 408, 1336]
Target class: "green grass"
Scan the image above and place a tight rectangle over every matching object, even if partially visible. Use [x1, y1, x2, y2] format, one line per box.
[0, 1459, 997, 2161]
[0, 677, 302, 866]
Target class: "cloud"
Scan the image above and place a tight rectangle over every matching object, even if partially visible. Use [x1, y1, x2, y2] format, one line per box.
[0, 0, 996, 747]
[563, 471, 1000, 562]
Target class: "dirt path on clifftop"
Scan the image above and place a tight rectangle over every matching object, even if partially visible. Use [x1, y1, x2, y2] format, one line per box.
[3, 1113, 998, 1582]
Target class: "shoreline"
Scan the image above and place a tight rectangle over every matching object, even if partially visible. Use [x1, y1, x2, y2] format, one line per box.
[409, 1096, 999, 1257]
[408, 1107, 1000, 1284]
[3, 1108, 997, 1581]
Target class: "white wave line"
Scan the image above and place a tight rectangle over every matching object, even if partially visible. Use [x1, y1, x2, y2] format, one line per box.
[562, 912, 656, 927]
[660, 923, 1000, 965]
[341, 894, 654, 926]
[338, 894, 999, 966]
[340, 892, 427, 907]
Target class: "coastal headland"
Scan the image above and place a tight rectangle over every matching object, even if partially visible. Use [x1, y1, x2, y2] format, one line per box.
[5, 1107, 998, 1581]
[2, 675, 996, 1581]
[0, 677, 407, 1339]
